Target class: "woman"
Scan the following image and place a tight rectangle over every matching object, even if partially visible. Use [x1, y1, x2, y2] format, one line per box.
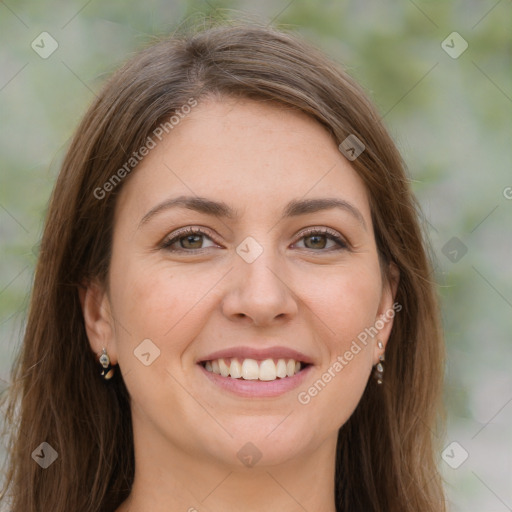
[1, 21, 446, 512]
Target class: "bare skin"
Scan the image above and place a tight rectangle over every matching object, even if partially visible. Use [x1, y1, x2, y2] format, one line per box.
[81, 97, 398, 512]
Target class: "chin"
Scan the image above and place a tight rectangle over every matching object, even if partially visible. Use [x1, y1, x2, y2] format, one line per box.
[202, 419, 314, 468]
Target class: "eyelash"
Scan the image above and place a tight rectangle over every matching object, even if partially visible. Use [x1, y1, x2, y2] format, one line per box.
[160, 226, 349, 253]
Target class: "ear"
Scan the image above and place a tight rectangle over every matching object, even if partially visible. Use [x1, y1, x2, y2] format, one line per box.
[373, 261, 400, 363]
[79, 279, 118, 364]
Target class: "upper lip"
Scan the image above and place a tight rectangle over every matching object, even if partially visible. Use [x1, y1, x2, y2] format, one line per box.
[197, 346, 315, 365]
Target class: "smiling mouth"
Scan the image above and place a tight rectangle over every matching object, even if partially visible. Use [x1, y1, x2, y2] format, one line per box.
[199, 357, 310, 382]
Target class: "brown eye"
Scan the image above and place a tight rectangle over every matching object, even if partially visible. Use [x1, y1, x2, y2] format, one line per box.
[161, 227, 348, 253]
[304, 234, 329, 249]
[179, 233, 203, 250]
[295, 228, 348, 251]
[161, 228, 217, 252]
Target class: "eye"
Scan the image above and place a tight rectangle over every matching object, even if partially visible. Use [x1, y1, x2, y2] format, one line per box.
[293, 227, 349, 251]
[161, 226, 349, 253]
[161, 227, 218, 252]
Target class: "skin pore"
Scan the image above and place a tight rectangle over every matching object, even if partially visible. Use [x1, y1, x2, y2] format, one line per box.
[81, 97, 398, 512]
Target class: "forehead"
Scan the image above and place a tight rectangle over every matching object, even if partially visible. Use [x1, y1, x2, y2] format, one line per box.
[115, 97, 371, 226]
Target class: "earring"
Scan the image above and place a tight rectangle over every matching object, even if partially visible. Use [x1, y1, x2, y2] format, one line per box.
[99, 348, 115, 380]
[373, 340, 385, 385]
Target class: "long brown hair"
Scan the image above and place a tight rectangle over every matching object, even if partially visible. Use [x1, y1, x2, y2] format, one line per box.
[1, 19, 446, 512]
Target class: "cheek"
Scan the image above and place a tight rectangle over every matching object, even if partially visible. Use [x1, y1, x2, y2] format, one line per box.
[108, 257, 223, 378]
[295, 264, 379, 427]
[110, 255, 204, 334]
[111, 271, 177, 337]
[308, 261, 382, 343]
[108, 261, 202, 416]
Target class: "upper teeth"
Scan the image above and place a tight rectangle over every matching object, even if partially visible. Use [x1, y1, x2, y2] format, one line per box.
[203, 358, 303, 381]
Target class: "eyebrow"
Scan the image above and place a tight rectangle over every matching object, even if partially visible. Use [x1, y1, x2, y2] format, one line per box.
[138, 195, 367, 231]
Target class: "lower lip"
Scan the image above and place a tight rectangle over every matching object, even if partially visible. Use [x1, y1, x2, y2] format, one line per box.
[197, 363, 313, 398]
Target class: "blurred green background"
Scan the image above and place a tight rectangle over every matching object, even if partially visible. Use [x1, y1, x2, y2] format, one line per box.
[1, 1, 511, 510]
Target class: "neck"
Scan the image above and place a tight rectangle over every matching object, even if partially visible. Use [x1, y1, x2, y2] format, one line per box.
[116, 423, 338, 512]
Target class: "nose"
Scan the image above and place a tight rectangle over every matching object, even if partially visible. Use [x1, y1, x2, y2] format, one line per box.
[220, 244, 299, 327]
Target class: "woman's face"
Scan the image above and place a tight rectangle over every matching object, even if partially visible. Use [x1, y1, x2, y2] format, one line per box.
[84, 97, 397, 470]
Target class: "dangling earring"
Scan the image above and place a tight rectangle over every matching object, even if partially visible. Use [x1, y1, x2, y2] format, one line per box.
[99, 348, 115, 380]
[373, 340, 385, 385]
